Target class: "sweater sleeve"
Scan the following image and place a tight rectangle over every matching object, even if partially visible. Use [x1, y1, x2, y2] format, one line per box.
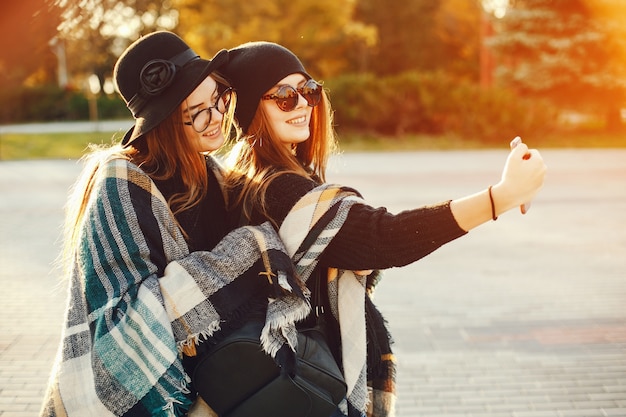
[263, 173, 467, 271]
[320, 201, 467, 270]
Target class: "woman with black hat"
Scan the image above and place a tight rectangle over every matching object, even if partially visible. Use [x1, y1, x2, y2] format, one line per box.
[221, 41, 547, 417]
[40, 32, 309, 417]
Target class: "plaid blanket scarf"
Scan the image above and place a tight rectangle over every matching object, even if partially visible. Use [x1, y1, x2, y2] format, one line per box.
[40, 158, 308, 417]
[278, 184, 397, 417]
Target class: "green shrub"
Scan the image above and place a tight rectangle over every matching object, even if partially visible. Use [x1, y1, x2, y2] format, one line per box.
[325, 73, 383, 132]
[0, 85, 56, 122]
[325, 71, 559, 142]
[65, 93, 129, 120]
[0, 85, 128, 123]
[0, 85, 23, 122]
[97, 95, 129, 119]
[3, 74, 558, 145]
[441, 81, 558, 143]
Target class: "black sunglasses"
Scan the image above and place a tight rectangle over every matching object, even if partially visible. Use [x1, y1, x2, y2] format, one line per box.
[261, 79, 322, 112]
[184, 87, 233, 133]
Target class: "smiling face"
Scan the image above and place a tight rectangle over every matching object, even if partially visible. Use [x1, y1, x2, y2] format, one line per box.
[260, 73, 313, 150]
[182, 75, 226, 153]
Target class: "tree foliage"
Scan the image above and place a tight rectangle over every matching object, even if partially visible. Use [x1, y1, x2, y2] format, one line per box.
[352, 0, 482, 77]
[8, 0, 485, 91]
[353, 0, 438, 75]
[173, 0, 376, 79]
[435, 0, 483, 78]
[56, 0, 179, 88]
[489, 0, 626, 129]
[173, 0, 483, 79]
[14, 0, 603, 137]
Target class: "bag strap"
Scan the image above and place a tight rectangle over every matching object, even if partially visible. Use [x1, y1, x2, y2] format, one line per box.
[310, 269, 331, 331]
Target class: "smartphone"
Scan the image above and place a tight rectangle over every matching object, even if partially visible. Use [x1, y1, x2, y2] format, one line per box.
[510, 136, 531, 214]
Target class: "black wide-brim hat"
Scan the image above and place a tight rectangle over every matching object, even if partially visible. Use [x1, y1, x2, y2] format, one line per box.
[114, 31, 229, 147]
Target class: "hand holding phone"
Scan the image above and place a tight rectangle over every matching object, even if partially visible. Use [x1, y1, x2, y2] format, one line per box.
[510, 136, 531, 214]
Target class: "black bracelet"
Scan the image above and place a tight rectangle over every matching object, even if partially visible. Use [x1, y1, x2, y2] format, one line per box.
[488, 185, 498, 221]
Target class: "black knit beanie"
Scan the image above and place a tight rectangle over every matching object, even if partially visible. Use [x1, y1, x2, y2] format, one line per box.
[221, 42, 311, 133]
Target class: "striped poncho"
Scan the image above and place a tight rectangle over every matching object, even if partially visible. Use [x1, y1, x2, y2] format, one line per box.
[40, 158, 308, 417]
[278, 184, 397, 417]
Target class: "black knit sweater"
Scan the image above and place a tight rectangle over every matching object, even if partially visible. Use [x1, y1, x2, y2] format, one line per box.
[152, 158, 235, 252]
[250, 173, 468, 270]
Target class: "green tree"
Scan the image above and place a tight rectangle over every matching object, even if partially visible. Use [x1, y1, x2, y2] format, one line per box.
[350, 0, 482, 77]
[434, 0, 482, 79]
[352, 0, 440, 75]
[56, 0, 179, 87]
[173, 0, 376, 79]
[489, 0, 626, 131]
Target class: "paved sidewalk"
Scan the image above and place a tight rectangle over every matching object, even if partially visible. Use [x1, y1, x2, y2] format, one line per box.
[1, 149, 625, 416]
[0, 120, 133, 134]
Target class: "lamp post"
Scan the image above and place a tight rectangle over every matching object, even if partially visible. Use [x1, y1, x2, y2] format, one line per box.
[49, 36, 68, 89]
[480, 0, 508, 89]
[87, 74, 101, 131]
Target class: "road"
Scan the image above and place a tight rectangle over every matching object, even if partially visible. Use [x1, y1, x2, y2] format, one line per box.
[0, 147, 625, 416]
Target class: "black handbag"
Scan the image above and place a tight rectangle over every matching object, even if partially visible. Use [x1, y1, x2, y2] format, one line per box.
[192, 275, 347, 417]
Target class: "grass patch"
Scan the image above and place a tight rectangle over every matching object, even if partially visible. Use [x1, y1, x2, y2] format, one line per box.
[0, 131, 124, 160]
[0, 129, 624, 160]
[337, 132, 489, 151]
[532, 130, 626, 148]
[337, 130, 626, 152]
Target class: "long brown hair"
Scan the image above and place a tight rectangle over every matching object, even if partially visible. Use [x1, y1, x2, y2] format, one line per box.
[133, 73, 235, 216]
[62, 73, 235, 274]
[225, 87, 337, 224]
[133, 106, 208, 215]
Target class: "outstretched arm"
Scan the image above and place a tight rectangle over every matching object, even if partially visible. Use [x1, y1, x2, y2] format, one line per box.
[260, 140, 547, 271]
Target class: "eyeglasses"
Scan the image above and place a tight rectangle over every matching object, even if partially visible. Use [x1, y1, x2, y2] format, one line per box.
[261, 79, 322, 112]
[184, 87, 233, 132]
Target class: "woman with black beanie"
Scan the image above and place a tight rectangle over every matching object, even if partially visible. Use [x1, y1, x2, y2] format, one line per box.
[221, 41, 547, 417]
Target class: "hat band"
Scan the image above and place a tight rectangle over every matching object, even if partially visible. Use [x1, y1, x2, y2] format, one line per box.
[127, 48, 200, 117]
